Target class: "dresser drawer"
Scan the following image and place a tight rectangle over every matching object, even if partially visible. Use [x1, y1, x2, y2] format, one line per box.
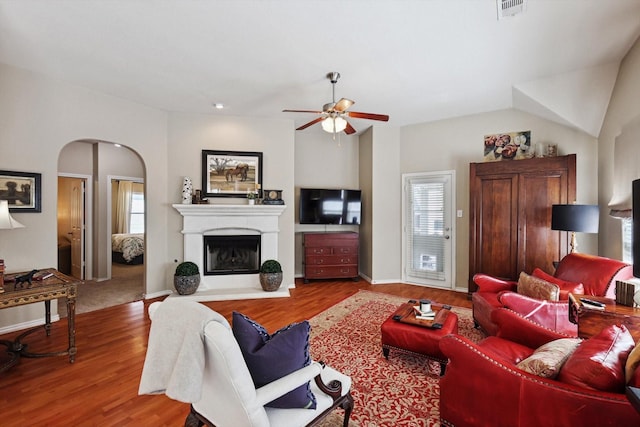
[306, 255, 357, 266]
[304, 265, 358, 279]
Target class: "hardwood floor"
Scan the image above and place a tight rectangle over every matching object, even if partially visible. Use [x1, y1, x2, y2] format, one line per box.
[0, 278, 470, 426]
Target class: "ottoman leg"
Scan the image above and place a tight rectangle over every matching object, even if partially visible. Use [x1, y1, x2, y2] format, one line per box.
[440, 362, 446, 376]
[382, 347, 390, 359]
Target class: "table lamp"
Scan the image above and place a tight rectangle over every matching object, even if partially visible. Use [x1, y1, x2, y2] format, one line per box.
[551, 204, 599, 253]
[0, 200, 25, 292]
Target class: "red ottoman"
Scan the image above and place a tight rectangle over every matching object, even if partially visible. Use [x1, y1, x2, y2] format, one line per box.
[381, 305, 458, 375]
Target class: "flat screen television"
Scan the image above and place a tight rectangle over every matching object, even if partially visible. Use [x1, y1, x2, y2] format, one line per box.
[299, 188, 362, 225]
[633, 179, 640, 277]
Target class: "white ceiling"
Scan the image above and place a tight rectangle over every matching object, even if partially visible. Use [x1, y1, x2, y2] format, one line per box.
[1, 0, 639, 135]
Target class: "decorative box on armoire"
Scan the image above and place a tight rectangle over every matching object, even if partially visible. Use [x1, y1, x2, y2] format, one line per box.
[468, 154, 576, 294]
[303, 232, 359, 283]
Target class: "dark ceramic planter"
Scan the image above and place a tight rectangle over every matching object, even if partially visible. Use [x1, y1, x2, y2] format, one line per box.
[174, 274, 200, 295]
[259, 272, 282, 292]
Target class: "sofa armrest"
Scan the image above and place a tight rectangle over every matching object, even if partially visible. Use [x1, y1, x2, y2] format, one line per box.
[498, 291, 578, 336]
[254, 361, 323, 406]
[491, 308, 575, 348]
[473, 273, 517, 293]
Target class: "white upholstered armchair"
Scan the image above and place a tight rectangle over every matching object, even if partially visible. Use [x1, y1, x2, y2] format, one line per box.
[139, 300, 353, 427]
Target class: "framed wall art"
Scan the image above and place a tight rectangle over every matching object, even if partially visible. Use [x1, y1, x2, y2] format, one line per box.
[483, 130, 532, 161]
[0, 170, 42, 212]
[201, 150, 263, 198]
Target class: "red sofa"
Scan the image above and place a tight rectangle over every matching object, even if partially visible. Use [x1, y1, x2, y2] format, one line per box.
[472, 253, 633, 335]
[439, 308, 640, 427]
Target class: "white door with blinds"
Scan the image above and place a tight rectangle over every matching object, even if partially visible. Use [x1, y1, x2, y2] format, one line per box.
[402, 171, 455, 288]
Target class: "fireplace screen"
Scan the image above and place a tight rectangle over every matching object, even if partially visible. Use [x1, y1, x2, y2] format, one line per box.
[203, 235, 261, 275]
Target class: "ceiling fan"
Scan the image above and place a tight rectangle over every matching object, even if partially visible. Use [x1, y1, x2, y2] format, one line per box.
[283, 72, 389, 135]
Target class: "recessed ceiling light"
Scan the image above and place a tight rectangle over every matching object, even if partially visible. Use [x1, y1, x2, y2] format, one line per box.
[114, 143, 122, 148]
[213, 103, 225, 109]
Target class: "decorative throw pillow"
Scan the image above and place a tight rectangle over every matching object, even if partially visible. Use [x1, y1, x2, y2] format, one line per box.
[558, 324, 635, 392]
[516, 338, 582, 378]
[232, 312, 316, 409]
[517, 271, 560, 301]
[532, 268, 584, 301]
[625, 341, 640, 384]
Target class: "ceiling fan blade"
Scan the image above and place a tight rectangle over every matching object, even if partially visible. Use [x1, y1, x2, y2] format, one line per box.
[283, 109, 323, 114]
[333, 98, 355, 112]
[344, 122, 357, 135]
[296, 117, 325, 131]
[348, 111, 390, 122]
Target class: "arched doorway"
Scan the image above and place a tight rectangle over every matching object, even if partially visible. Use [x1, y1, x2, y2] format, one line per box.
[57, 140, 146, 314]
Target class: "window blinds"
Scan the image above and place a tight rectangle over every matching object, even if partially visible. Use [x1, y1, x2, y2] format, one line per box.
[405, 176, 445, 281]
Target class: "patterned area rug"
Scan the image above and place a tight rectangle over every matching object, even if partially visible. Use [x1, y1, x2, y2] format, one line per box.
[311, 290, 485, 427]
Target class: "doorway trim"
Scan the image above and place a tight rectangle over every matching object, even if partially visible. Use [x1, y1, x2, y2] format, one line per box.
[58, 173, 93, 280]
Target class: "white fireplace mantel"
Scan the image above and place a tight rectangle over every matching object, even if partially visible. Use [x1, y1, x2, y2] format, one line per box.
[171, 203, 288, 301]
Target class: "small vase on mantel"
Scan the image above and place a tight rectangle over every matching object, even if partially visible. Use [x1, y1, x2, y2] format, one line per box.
[182, 177, 193, 204]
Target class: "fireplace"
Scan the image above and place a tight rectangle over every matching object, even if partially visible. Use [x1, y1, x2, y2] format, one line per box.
[204, 234, 261, 275]
[172, 203, 287, 301]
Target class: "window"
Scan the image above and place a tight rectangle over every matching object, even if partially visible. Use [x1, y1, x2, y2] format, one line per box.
[622, 217, 633, 264]
[129, 184, 145, 233]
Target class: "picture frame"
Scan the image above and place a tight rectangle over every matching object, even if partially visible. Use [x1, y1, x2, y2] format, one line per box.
[201, 150, 263, 198]
[0, 170, 42, 212]
[483, 130, 532, 162]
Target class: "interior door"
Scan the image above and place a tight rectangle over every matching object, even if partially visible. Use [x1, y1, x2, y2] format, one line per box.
[59, 176, 85, 280]
[69, 178, 85, 279]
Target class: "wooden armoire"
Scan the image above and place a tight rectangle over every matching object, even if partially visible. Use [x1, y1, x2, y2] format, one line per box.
[468, 154, 576, 293]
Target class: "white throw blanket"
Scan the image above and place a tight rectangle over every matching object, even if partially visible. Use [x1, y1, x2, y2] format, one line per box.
[138, 299, 229, 403]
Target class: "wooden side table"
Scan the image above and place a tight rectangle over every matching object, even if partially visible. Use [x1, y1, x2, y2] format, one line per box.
[0, 268, 79, 373]
[568, 293, 640, 340]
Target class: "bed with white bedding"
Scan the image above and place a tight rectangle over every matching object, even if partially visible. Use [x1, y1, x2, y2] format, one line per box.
[112, 233, 144, 264]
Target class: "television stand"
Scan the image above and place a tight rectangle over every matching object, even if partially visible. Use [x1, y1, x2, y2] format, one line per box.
[303, 232, 359, 283]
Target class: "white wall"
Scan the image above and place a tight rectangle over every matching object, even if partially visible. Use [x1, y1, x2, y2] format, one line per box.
[400, 109, 598, 288]
[0, 63, 168, 329]
[293, 131, 359, 276]
[166, 113, 296, 287]
[599, 36, 640, 259]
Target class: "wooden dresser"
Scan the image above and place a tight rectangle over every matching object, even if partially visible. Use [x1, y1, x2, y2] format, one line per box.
[303, 232, 359, 283]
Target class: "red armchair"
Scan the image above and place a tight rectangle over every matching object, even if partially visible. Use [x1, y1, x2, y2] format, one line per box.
[439, 308, 640, 427]
[471, 253, 633, 335]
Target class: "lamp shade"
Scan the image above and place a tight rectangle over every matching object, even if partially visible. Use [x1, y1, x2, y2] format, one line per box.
[321, 116, 347, 133]
[0, 200, 25, 229]
[551, 204, 599, 233]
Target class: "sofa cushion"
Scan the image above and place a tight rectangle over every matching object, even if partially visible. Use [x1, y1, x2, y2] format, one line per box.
[558, 324, 635, 392]
[516, 338, 582, 378]
[532, 268, 584, 301]
[626, 341, 640, 385]
[517, 272, 560, 301]
[232, 312, 316, 409]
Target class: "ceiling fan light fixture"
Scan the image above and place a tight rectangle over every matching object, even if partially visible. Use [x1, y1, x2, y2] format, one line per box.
[321, 116, 347, 133]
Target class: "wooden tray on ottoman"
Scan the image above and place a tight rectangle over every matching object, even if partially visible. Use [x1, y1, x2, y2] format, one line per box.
[391, 301, 452, 329]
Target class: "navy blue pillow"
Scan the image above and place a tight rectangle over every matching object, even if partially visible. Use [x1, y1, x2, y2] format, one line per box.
[232, 312, 316, 409]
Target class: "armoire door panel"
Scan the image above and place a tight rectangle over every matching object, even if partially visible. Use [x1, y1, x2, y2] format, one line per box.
[518, 172, 567, 274]
[476, 175, 519, 280]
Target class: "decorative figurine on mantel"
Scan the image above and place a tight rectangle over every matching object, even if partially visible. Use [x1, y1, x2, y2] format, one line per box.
[182, 176, 193, 204]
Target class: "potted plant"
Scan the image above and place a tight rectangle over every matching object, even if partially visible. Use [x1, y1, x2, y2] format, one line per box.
[247, 190, 257, 205]
[259, 259, 282, 292]
[174, 261, 200, 295]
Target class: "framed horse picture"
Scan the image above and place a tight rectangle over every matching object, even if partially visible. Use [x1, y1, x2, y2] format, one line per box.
[201, 150, 263, 198]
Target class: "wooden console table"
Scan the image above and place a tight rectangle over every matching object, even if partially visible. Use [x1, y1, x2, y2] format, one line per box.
[568, 293, 640, 341]
[0, 268, 79, 372]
